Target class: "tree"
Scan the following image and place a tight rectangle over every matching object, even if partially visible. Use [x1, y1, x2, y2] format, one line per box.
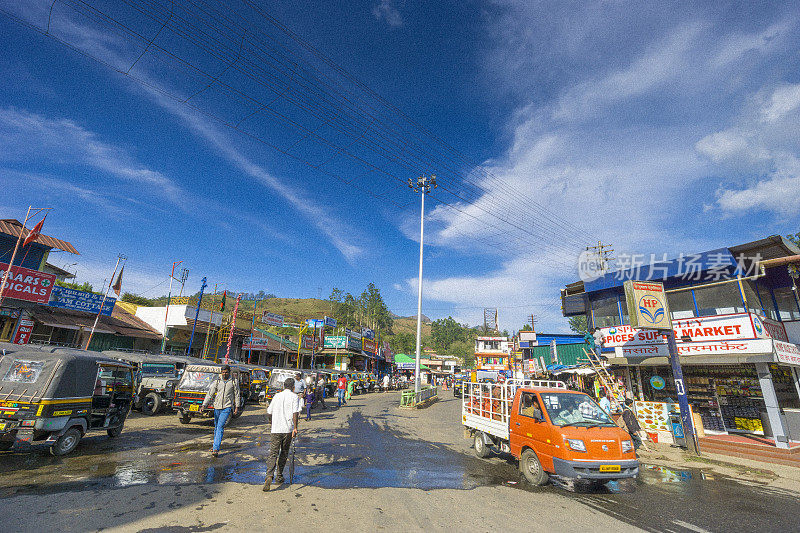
[55, 280, 103, 295]
[389, 332, 416, 354]
[569, 315, 588, 334]
[788, 232, 800, 247]
[431, 316, 464, 353]
[450, 340, 476, 368]
[520, 324, 533, 331]
[120, 292, 155, 306]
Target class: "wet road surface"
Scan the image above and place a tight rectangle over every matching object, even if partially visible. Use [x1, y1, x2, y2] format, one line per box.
[2, 393, 799, 532]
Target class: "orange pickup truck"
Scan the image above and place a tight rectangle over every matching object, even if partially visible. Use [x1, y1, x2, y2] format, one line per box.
[462, 380, 639, 486]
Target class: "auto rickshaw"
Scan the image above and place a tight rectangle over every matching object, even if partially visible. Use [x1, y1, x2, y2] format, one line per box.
[0, 347, 134, 455]
[172, 363, 247, 424]
[244, 365, 270, 402]
[264, 368, 307, 403]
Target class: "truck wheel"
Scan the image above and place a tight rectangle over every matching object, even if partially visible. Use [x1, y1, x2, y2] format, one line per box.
[141, 392, 162, 416]
[473, 432, 491, 458]
[50, 427, 82, 456]
[521, 449, 549, 486]
[179, 413, 192, 424]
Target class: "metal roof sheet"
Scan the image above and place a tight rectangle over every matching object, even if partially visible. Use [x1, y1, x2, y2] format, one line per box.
[0, 219, 79, 254]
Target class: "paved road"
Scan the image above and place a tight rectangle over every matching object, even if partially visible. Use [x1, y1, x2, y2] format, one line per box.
[2, 391, 799, 532]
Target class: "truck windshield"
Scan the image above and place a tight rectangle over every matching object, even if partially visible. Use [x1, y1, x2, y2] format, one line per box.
[141, 363, 177, 377]
[539, 392, 615, 427]
[179, 371, 217, 391]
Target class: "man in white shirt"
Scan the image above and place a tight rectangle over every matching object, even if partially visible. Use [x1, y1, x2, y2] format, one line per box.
[382, 374, 390, 392]
[264, 377, 302, 491]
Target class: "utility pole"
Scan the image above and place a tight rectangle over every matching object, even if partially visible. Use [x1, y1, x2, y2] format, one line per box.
[409, 174, 436, 394]
[84, 254, 126, 350]
[586, 241, 615, 273]
[202, 283, 217, 360]
[161, 261, 184, 353]
[177, 268, 189, 297]
[187, 277, 207, 357]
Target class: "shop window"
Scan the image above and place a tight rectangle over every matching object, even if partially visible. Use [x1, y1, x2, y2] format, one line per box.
[693, 282, 745, 317]
[773, 287, 800, 321]
[753, 280, 779, 321]
[592, 295, 622, 328]
[742, 281, 765, 316]
[667, 290, 695, 319]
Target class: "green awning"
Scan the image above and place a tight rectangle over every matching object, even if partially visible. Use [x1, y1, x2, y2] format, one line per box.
[394, 353, 430, 370]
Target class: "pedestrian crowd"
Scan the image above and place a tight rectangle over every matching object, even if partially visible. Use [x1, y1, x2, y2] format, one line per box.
[201, 369, 399, 491]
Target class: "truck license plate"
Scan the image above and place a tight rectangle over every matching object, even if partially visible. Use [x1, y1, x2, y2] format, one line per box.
[599, 465, 621, 473]
[189, 404, 200, 412]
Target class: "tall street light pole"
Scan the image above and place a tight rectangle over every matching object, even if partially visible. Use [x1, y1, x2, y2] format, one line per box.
[409, 174, 436, 394]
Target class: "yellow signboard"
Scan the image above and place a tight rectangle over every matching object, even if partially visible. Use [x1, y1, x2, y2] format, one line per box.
[624, 280, 672, 330]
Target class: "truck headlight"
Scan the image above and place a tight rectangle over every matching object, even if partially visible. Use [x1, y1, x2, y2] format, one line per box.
[622, 440, 633, 453]
[566, 439, 587, 452]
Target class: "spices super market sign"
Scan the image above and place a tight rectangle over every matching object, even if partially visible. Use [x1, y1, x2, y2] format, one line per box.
[600, 313, 764, 348]
[0, 263, 55, 303]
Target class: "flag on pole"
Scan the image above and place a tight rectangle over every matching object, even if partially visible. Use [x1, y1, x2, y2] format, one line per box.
[111, 265, 124, 296]
[23, 214, 47, 247]
[219, 290, 227, 311]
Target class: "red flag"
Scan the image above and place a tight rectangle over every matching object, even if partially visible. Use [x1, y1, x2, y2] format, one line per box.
[22, 214, 47, 247]
[111, 265, 124, 296]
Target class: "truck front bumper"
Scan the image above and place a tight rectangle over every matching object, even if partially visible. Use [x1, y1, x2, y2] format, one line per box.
[552, 458, 639, 481]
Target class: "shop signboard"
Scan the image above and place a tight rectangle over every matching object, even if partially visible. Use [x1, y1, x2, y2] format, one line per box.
[624, 280, 672, 330]
[347, 335, 362, 351]
[301, 335, 318, 350]
[0, 263, 55, 304]
[262, 312, 284, 327]
[759, 316, 788, 342]
[615, 338, 774, 359]
[324, 316, 337, 328]
[323, 335, 347, 348]
[362, 338, 377, 354]
[600, 313, 762, 348]
[13, 318, 34, 344]
[242, 337, 271, 350]
[773, 340, 800, 366]
[48, 286, 115, 316]
[396, 361, 415, 370]
[361, 327, 375, 340]
[345, 328, 362, 339]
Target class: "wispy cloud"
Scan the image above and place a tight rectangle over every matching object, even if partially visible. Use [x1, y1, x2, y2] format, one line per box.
[372, 0, 404, 28]
[0, 107, 185, 203]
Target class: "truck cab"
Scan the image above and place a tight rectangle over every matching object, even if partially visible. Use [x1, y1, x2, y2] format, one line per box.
[463, 381, 638, 486]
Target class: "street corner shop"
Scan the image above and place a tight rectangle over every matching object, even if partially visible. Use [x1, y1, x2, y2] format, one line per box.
[561, 235, 800, 450]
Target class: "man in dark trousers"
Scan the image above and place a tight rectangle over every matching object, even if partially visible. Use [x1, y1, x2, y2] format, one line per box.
[264, 377, 302, 491]
[622, 399, 650, 451]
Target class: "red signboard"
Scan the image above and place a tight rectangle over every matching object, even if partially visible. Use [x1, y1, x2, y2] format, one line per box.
[13, 318, 34, 344]
[0, 263, 55, 303]
[362, 338, 377, 354]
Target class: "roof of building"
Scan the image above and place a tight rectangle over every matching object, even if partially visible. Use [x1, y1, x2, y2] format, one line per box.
[43, 262, 76, 278]
[31, 303, 162, 340]
[0, 219, 80, 255]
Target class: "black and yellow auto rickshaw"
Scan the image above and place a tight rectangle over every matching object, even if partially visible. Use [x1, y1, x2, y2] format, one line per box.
[0, 347, 134, 455]
[172, 362, 247, 424]
[243, 365, 270, 402]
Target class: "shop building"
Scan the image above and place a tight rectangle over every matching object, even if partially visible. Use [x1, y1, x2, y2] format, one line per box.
[135, 304, 227, 358]
[0, 219, 79, 343]
[475, 336, 513, 371]
[561, 235, 800, 451]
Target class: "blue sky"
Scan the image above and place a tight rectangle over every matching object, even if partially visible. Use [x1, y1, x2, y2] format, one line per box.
[0, 1, 799, 332]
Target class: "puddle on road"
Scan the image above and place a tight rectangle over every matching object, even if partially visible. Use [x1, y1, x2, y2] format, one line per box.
[0, 410, 743, 498]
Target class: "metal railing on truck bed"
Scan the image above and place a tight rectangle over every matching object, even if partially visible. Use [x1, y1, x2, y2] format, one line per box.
[461, 380, 566, 441]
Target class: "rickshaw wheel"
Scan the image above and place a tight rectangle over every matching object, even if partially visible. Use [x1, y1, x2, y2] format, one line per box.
[107, 424, 124, 438]
[50, 427, 81, 456]
[0, 441, 13, 451]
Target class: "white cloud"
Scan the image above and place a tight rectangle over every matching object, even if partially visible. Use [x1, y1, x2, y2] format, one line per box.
[0, 107, 184, 203]
[711, 19, 793, 68]
[761, 83, 800, 122]
[372, 0, 404, 28]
